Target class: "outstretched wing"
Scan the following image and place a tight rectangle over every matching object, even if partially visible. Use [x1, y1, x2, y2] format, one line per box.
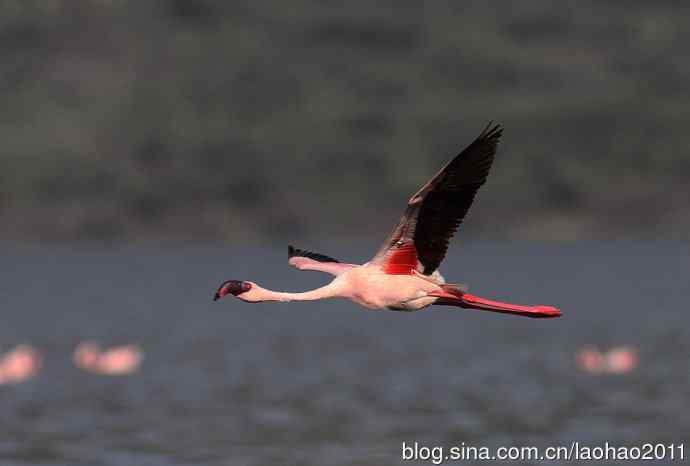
[371, 123, 502, 275]
[289, 245, 340, 263]
[288, 245, 356, 276]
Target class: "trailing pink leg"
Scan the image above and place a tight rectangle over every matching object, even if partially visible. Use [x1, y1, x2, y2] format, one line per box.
[430, 289, 561, 318]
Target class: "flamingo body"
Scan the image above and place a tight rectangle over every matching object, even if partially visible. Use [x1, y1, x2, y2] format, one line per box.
[214, 123, 561, 319]
[338, 265, 440, 310]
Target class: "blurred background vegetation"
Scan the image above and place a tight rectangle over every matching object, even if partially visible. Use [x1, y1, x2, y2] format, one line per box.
[1, 0, 689, 244]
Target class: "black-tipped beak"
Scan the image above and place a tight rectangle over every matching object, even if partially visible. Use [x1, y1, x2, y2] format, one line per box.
[213, 280, 251, 301]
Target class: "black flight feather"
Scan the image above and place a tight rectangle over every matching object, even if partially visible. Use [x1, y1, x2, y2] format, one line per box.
[288, 245, 340, 263]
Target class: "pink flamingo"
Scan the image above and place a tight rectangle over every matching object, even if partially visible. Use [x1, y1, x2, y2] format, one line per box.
[605, 346, 639, 374]
[0, 345, 42, 385]
[73, 341, 143, 375]
[576, 345, 606, 374]
[576, 345, 638, 374]
[214, 123, 560, 318]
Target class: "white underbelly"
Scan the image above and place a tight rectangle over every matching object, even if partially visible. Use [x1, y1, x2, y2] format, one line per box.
[344, 267, 440, 311]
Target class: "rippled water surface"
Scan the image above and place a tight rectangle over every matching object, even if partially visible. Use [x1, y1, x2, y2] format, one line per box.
[1, 242, 689, 465]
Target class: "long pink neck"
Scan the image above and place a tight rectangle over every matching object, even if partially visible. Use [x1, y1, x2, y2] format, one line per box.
[254, 282, 343, 303]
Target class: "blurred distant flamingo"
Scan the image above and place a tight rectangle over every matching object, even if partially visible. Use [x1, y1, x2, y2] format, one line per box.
[73, 342, 143, 375]
[606, 346, 639, 373]
[0, 345, 42, 385]
[576, 345, 638, 374]
[214, 123, 560, 318]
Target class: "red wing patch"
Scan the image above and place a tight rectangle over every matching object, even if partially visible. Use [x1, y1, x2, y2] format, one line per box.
[382, 242, 418, 275]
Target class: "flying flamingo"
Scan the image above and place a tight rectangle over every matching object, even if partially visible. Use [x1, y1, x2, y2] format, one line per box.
[214, 123, 561, 318]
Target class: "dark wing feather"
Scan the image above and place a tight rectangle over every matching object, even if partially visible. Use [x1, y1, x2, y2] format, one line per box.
[371, 123, 502, 275]
[288, 245, 340, 263]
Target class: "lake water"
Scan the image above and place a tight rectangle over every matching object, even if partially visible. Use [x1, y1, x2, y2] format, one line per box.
[1, 241, 688, 465]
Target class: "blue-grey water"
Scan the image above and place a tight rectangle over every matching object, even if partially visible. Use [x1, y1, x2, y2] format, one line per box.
[1, 242, 689, 465]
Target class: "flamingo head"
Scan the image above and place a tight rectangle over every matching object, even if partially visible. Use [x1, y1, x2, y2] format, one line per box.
[214, 280, 253, 301]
